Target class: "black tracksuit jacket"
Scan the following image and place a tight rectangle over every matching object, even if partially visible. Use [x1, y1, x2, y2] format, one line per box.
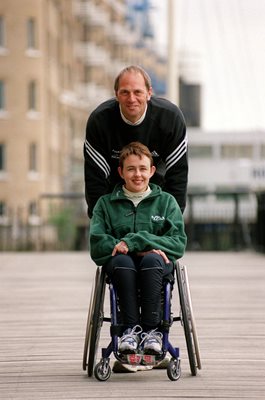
[84, 96, 188, 218]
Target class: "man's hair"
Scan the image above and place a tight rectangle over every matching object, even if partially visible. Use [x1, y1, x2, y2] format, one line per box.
[119, 141, 154, 168]
[114, 65, 152, 93]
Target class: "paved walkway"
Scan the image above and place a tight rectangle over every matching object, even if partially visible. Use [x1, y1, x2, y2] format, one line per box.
[0, 251, 265, 399]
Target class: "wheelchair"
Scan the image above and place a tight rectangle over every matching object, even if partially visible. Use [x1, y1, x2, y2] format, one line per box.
[82, 261, 201, 381]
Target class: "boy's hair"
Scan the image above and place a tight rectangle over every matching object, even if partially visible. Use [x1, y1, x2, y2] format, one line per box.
[119, 142, 154, 168]
[114, 65, 152, 93]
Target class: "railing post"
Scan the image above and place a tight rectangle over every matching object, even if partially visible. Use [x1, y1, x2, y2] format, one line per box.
[233, 192, 241, 250]
[256, 191, 265, 253]
[187, 193, 195, 249]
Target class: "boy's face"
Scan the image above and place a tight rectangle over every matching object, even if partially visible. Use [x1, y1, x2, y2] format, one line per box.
[118, 154, 155, 193]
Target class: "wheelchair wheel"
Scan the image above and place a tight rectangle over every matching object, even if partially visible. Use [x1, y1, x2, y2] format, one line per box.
[94, 359, 111, 382]
[82, 266, 106, 377]
[167, 358, 181, 381]
[176, 263, 201, 376]
[82, 271, 96, 372]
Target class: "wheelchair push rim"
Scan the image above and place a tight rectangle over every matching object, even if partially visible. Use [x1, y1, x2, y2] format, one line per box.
[176, 263, 202, 375]
[82, 266, 106, 377]
[182, 265, 202, 370]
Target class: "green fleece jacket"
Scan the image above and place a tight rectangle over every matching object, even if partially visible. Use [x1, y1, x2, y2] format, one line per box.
[89, 183, 187, 266]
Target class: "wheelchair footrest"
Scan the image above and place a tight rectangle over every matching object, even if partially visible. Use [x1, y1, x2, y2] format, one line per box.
[124, 354, 162, 366]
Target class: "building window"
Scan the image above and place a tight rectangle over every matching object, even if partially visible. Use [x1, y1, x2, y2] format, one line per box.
[0, 201, 8, 225]
[28, 200, 40, 224]
[179, 77, 201, 128]
[261, 145, 265, 159]
[0, 80, 5, 110]
[0, 201, 5, 216]
[28, 80, 37, 110]
[84, 66, 92, 82]
[0, 16, 5, 47]
[27, 18, 37, 49]
[29, 143, 37, 171]
[0, 143, 5, 171]
[189, 145, 213, 158]
[29, 201, 37, 216]
[253, 168, 265, 179]
[221, 144, 253, 159]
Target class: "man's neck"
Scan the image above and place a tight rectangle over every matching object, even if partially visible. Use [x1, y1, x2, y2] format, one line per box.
[119, 105, 147, 126]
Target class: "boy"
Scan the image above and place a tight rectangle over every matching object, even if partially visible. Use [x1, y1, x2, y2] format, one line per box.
[89, 142, 186, 356]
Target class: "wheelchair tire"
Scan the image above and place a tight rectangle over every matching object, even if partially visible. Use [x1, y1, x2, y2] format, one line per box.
[82, 266, 106, 377]
[167, 358, 181, 381]
[94, 360, 111, 382]
[82, 269, 97, 372]
[181, 265, 202, 372]
[176, 263, 201, 376]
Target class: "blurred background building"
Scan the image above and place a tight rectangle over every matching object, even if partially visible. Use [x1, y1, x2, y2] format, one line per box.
[0, 0, 264, 251]
[0, 0, 168, 249]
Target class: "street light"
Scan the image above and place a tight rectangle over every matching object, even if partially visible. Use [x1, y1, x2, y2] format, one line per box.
[167, 0, 178, 104]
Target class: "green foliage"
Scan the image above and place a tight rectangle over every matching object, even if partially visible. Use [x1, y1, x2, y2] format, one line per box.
[49, 207, 77, 249]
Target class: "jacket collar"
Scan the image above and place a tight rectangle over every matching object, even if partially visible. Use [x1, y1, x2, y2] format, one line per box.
[110, 183, 161, 202]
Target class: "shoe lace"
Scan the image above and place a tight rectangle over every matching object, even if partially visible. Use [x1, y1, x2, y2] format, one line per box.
[140, 328, 163, 345]
[122, 325, 142, 341]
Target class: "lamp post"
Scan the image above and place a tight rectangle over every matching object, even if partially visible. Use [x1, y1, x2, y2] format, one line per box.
[167, 0, 178, 104]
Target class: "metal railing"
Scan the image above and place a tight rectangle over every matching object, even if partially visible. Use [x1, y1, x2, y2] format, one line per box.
[0, 190, 264, 252]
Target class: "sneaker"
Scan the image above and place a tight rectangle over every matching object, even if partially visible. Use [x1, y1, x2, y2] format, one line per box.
[141, 329, 163, 355]
[118, 325, 142, 354]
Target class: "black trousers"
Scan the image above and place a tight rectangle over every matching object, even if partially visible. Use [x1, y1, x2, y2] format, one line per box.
[104, 253, 174, 332]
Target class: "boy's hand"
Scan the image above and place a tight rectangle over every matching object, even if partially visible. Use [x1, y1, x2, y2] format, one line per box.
[112, 241, 129, 256]
[137, 249, 170, 264]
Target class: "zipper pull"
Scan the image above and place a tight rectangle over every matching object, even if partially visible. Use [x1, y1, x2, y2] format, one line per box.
[125, 211, 135, 217]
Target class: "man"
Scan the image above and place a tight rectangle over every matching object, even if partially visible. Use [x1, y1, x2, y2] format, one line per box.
[84, 65, 188, 218]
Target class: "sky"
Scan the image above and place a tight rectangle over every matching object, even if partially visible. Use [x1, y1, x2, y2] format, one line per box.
[151, 0, 265, 132]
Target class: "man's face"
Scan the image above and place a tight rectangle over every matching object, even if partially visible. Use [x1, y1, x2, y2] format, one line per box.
[118, 154, 155, 193]
[116, 72, 152, 123]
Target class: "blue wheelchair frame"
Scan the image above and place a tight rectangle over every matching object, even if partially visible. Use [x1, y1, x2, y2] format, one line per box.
[83, 262, 201, 381]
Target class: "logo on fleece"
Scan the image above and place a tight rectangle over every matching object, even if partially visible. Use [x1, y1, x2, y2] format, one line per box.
[151, 215, 165, 222]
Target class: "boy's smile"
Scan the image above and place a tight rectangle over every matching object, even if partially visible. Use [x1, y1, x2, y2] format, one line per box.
[118, 154, 156, 193]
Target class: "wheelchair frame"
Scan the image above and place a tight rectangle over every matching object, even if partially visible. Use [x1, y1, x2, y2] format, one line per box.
[82, 262, 201, 381]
